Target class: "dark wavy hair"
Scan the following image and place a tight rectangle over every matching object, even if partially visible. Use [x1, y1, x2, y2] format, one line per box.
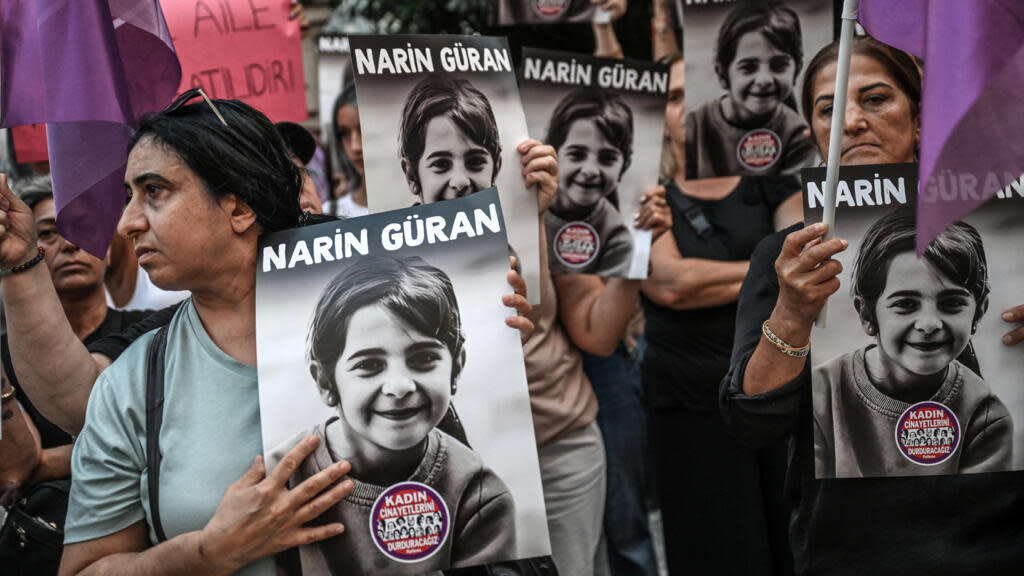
[130, 98, 303, 234]
[545, 87, 634, 178]
[398, 74, 502, 197]
[852, 209, 990, 330]
[306, 255, 466, 405]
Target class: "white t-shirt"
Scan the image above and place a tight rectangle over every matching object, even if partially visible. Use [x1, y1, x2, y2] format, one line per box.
[324, 194, 368, 220]
[107, 265, 189, 312]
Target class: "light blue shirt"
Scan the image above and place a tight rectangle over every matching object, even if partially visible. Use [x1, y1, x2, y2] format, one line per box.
[66, 300, 273, 576]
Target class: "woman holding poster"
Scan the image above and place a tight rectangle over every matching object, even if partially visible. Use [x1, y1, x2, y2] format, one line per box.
[641, 55, 803, 576]
[35, 96, 540, 576]
[720, 35, 1024, 574]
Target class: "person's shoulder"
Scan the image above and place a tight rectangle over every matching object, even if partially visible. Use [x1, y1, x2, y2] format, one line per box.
[99, 302, 191, 387]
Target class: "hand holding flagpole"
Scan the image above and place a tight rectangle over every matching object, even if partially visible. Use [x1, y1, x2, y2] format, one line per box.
[816, 0, 859, 328]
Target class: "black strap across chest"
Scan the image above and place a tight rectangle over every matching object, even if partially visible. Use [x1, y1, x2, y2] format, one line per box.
[145, 325, 170, 543]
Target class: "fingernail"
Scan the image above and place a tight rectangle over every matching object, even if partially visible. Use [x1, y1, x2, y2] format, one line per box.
[812, 222, 825, 232]
[1004, 312, 1014, 321]
[1004, 334, 1014, 344]
[840, 239, 848, 248]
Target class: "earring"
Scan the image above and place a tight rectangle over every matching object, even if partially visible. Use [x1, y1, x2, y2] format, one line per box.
[451, 381, 457, 395]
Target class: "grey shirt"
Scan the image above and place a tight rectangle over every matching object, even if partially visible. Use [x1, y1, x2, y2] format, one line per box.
[813, 346, 1013, 478]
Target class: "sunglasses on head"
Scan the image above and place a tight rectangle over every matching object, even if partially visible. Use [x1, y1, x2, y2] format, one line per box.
[162, 87, 228, 126]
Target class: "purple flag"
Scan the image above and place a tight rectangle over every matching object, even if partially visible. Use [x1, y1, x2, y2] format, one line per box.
[0, 0, 180, 257]
[860, 0, 1024, 252]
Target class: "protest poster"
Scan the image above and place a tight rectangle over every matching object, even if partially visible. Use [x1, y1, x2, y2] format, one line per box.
[520, 48, 668, 278]
[349, 35, 541, 303]
[683, 0, 833, 179]
[255, 189, 550, 573]
[493, 0, 610, 25]
[804, 163, 1024, 479]
[161, 0, 306, 122]
[11, 124, 48, 164]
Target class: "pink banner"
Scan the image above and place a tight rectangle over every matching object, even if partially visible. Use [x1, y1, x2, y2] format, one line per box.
[162, 0, 306, 122]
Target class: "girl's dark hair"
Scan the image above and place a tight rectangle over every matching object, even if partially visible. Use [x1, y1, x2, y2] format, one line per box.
[131, 99, 302, 234]
[545, 87, 634, 178]
[307, 255, 466, 404]
[801, 35, 922, 130]
[715, 2, 803, 88]
[852, 209, 990, 328]
[398, 74, 502, 194]
[331, 82, 362, 198]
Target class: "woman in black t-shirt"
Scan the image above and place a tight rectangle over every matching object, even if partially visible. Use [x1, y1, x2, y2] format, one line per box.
[640, 57, 803, 576]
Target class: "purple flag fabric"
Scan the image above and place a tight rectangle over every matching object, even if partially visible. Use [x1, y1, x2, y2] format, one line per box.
[0, 0, 180, 257]
[860, 0, 1024, 252]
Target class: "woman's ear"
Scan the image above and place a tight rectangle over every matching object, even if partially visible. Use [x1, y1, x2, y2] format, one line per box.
[853, 296, 878, 336]
[219, 194, 259, 235]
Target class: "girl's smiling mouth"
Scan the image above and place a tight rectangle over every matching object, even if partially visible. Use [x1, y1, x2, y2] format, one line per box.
[905, 340, 949, 352]
[377, 406, 426, 420]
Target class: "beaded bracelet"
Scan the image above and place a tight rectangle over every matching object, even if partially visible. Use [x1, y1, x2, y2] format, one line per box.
[762, 320, 810, 358]
[0, 247, 45, 277]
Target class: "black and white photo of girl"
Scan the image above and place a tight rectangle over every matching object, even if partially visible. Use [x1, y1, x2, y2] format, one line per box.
[520, 49, 668, 278]
[684, 0, 833, 179]
[350, 35, 540, 302]
[256, 192, 550, 573]
[804, 163, 1024, 479]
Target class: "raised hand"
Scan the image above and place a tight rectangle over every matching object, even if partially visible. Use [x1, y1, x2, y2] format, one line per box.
[518, 139, 559, 215]
[0, 174, 39, 270]
[634, 185, 672, 241]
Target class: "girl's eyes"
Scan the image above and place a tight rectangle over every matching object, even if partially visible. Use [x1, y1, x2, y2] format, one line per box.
[769, 56, 793, 73]
[598, 150, 622, 167]
[465, 153, 489, 172]
[352, 357, 386, 376]
[566, 149, 587, 162]
[890, 298, 920, 314]
[428, 158, 453, 173]
[736, 63, 759, 75]
[939, 297, 970, 314]
[407, 350, 442, 372]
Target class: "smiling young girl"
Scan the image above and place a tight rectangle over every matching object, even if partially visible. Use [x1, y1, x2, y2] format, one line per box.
[686, 2, 816, 179]
[268, 255, 516, 573]
[813, 210, 1013, 478]
[544, 87, 636, 276]
[398, 74, 502, 205]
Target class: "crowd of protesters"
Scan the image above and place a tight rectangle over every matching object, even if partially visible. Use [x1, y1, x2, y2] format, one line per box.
[3, 1, 1024, 576]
